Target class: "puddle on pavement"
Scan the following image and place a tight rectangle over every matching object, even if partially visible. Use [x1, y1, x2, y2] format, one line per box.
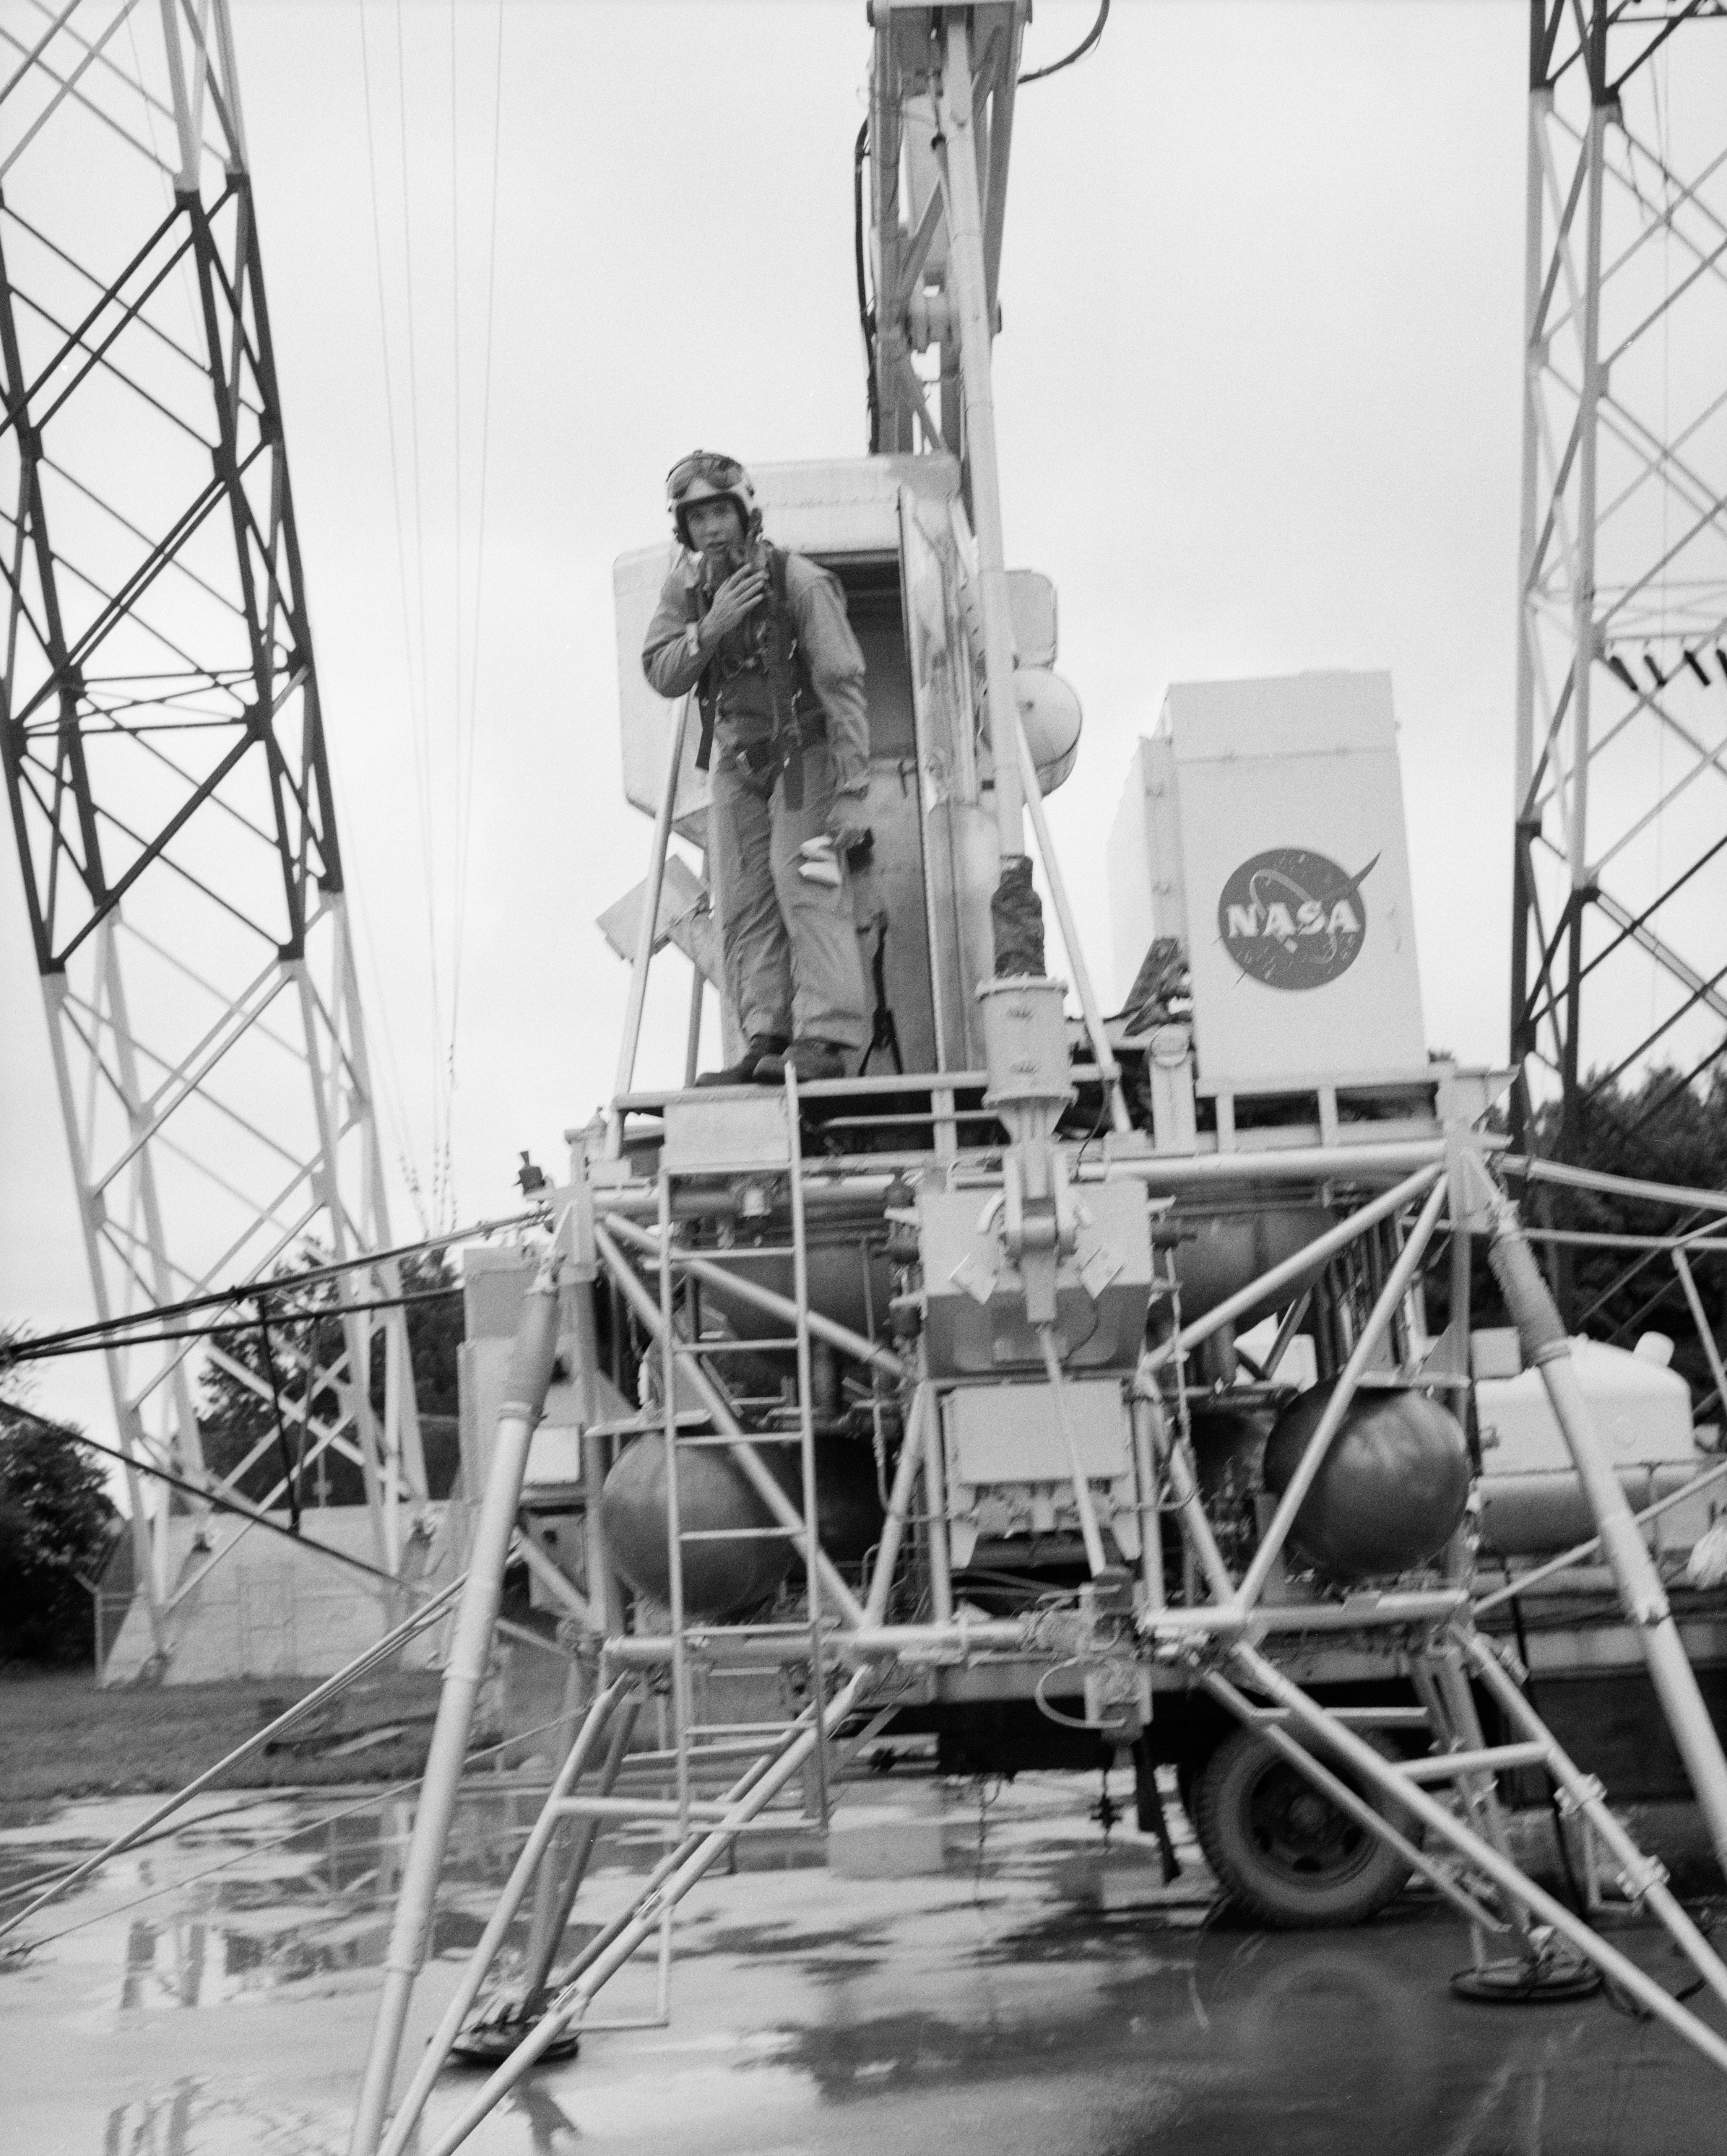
[2, 1787, 559, 1999]
[6, 1782, 1725, 2156]
[0, 1779, 859, 2024]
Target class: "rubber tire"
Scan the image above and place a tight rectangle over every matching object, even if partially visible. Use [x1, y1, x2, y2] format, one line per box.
[1190, 1726, 1413, 1929]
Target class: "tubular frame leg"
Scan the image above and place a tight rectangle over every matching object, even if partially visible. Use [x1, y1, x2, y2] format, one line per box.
[417, 1670, 876, 2156]
[1236, 1178, 1449, 1609]
[1151, 1415, 1235, 1605]
[862, 1382, 929, 1627]
[1408, 1648, 1535, 1958]
[518, 1695, 643, 2003]
[1201, 1668, 1509, 1934]
[1490, 1195, 1727, 1883]
[376, 1677, 635, 2156]
[348, 1258, 564, 2156]
[1456, 1624, 1727, 2017]
[1228, 1641, 1727, 2078]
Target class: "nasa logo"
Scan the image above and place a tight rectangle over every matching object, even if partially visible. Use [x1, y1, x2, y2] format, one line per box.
[1217, 847, 1379, 991]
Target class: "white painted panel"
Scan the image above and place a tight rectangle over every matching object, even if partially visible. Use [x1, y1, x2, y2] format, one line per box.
[947, 1379, 1131, 1486]
[613, 542, 711, 836]
[1106, 736, 1186, 1004]
[752, 453, 958, 552]
[1169, 669, 1397, 764]
[1006, 569, 1057, 667]
[1168, 672, 1426, 1086]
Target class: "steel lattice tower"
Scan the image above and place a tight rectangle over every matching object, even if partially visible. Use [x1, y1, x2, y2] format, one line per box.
[1511, 0, 1727, 1166]
[0, 0, 427, 1670]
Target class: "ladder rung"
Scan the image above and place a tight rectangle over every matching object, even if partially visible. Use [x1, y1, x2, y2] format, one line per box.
[679, 1525, 802, 1542]
[679, 1337, 801, 1354]
[554, 1795, 814, 1825]
[1248, 1706, 1434, 1729]
[674, 1432, 803, 1447]
[1394, 1741, 1551, 1784]
[585, 1412, 708, 1437]
[622, 1817, 824, 1838]
[623, 1740, 791, 1766]
[687, 1718, 813, 1735]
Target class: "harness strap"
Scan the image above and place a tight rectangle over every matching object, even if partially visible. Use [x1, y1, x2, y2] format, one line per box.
[690, 545, 818, 794]
[691, 577, 717, 773]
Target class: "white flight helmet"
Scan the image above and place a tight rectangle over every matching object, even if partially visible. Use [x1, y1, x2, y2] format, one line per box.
[666, 449, 760, 550]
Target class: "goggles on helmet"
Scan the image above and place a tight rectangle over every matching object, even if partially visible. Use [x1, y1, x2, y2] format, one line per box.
[666, 450, 747, 504]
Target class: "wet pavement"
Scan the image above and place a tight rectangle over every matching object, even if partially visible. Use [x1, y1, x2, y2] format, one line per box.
[2, 1775, 1724, 2154]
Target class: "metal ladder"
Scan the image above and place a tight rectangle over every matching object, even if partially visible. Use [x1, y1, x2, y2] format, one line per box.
[651, 1063, 837, 1844]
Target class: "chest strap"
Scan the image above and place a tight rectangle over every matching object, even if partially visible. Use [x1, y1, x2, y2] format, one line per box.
[691, 545, 811, 784]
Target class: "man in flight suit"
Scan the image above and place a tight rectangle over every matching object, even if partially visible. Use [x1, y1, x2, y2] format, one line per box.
[642, 450, 871, 1085]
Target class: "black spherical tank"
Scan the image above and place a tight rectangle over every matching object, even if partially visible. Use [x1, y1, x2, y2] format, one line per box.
[1261, 1383, 1471, 1584]
[598, 1433, 885, 1619]
[599, 1439, 792, 1619]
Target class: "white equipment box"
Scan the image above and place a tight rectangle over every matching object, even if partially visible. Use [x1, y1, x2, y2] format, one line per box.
[1108, 671, 1426, 1090]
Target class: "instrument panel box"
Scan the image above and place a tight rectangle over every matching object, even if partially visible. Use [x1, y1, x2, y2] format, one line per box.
[918, 1176, 1154, 1374]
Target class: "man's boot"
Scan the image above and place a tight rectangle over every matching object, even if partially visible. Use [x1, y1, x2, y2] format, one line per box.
[752, 1039, 850, 1084]
[694, 1033, 787, 1089]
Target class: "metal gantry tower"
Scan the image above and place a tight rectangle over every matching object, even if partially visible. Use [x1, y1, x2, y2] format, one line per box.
[865, 2, 1022, 467]
[1511, 0, 1727, 1161]
[0, 0, 426, 1669]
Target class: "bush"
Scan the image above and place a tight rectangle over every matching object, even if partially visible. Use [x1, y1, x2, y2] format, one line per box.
[0, 1406, 119, 1665]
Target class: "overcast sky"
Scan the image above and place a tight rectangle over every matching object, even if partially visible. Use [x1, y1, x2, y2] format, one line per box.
[2, 0, 1546, 1442]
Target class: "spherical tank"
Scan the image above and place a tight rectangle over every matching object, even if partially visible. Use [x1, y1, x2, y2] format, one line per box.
[1171, 1204, 1334, 1324]
[1262, 1384, 1471, 1583]
[599, 1439, 791, 1618]
[697, 1240, 895, 1347]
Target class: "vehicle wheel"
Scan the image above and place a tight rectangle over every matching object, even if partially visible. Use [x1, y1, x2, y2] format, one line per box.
[1190, 1725, 1414, 1929]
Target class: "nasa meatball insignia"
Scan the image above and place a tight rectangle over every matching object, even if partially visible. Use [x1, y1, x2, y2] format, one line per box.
[1216, 847, 1379, 991]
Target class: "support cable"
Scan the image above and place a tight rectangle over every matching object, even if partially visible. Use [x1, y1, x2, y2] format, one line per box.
[445, 0, 508, 1223]
[357, 0, 441, 1221]
[392, 0, 442, 1152]
[8, 1281, 463, 1361]
[1, 1397, 422, 1594]
[0, 1204, 537, 1353]
[1017, 0, 1109, 86]
[441, 0, 464, 1233]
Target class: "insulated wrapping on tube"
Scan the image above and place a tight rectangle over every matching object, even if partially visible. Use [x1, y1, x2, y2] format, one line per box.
[1487, 1215, 1570, 1366]
[501, 1276, 561, 1409]
[991, 855, 1046, 977]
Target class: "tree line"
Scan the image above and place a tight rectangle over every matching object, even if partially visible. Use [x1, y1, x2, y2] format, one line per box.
[1, 1249, 461, 1666]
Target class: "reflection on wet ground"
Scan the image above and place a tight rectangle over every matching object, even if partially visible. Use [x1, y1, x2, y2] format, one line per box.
[3, 1776, 1724, 2154]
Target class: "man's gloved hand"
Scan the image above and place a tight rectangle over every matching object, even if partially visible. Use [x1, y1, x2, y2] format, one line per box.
[826, 793, 874, 861]
[700, 561, 768, 645]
